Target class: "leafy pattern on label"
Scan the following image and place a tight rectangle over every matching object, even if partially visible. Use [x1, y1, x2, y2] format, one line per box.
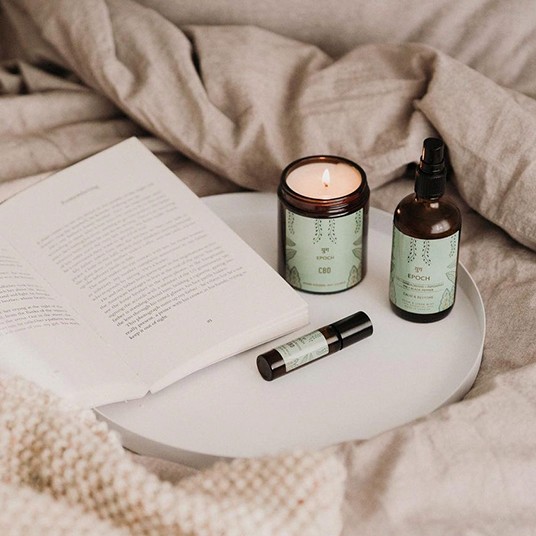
[286, 266, 301, 288]
[439, 287, 454, 311]
[276, 330, 329, 372]
[422, 240, 432, 266]
[313, 220, 322, 243]
[408, 238, 417, 262]
[347, 265, 359, 287]
[390, 228, 459, 314]
[287, 211, 295, 234]
[449, 235, 457, 257]
[283, 208, 364, 293]
[328, 220, 337, 243]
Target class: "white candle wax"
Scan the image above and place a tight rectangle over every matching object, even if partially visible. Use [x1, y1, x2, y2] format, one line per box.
[285, 161, 362, 199]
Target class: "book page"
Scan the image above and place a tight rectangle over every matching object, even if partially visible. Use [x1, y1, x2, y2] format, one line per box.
[0, 138, 307, 394]
[0, 234, 146, 407]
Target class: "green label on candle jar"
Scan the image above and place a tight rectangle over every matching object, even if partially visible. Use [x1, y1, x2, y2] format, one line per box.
[389, 228, 459, 314]
[284, 208, 364, 293]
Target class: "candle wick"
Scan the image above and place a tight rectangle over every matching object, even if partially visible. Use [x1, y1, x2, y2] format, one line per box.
[322, 168, 331, 189]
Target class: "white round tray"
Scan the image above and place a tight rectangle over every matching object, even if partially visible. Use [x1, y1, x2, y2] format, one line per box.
[96, 192, 485, 468]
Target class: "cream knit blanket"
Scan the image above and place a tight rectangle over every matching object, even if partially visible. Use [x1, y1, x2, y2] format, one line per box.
[0, 375, 346, 535]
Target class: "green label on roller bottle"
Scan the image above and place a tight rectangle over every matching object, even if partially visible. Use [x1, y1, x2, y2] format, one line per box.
[284, 208, 363, 293]
[389, 228, 459, 314]
[275, 330, 329, 372]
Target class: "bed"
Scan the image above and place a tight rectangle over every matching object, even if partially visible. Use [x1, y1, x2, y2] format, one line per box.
[1, 0, 535, 534]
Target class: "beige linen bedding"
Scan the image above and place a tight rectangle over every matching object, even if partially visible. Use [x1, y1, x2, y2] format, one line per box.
[1, 0, 535, 534]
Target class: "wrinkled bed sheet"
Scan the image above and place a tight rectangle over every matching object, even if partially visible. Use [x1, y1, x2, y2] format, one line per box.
[1, 0, 535, 534]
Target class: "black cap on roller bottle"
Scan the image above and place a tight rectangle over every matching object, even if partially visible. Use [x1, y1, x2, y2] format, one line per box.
[415, 137, 447, 199]
[332, 311, 373, 348]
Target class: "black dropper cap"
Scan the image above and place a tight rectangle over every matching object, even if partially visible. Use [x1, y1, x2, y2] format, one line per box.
[415, 137, 447, 199]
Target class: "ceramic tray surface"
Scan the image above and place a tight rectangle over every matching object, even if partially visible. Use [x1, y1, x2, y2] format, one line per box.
[96, 193, 485, 468]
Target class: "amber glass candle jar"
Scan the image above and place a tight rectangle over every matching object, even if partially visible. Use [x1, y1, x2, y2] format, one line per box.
[278, 155, 369, 294]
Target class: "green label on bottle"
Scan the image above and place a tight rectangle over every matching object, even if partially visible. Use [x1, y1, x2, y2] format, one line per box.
[389, 228, 459, 314]
[275, 330, 329, 372]
[284, 208, 363, 293]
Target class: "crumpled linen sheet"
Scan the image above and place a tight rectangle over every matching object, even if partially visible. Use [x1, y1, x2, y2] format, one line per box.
[0, 0, 535, 534]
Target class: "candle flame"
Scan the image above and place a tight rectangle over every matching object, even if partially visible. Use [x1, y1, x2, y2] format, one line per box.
[322, 168, 331, 188]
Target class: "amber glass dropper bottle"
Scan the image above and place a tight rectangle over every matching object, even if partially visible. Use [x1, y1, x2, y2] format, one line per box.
[389, 138, 462, 323]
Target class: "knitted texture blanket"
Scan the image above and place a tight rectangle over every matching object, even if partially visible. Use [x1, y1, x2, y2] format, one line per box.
[0, 375, 346, 535]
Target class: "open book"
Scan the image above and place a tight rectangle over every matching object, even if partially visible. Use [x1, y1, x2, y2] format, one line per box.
[0, 138, 308, 407]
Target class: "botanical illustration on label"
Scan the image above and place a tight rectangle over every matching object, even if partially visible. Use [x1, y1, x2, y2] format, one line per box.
[275, 330, 329, 372]
[389, 228, 459, 314]
[284, 208, 363, 293]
